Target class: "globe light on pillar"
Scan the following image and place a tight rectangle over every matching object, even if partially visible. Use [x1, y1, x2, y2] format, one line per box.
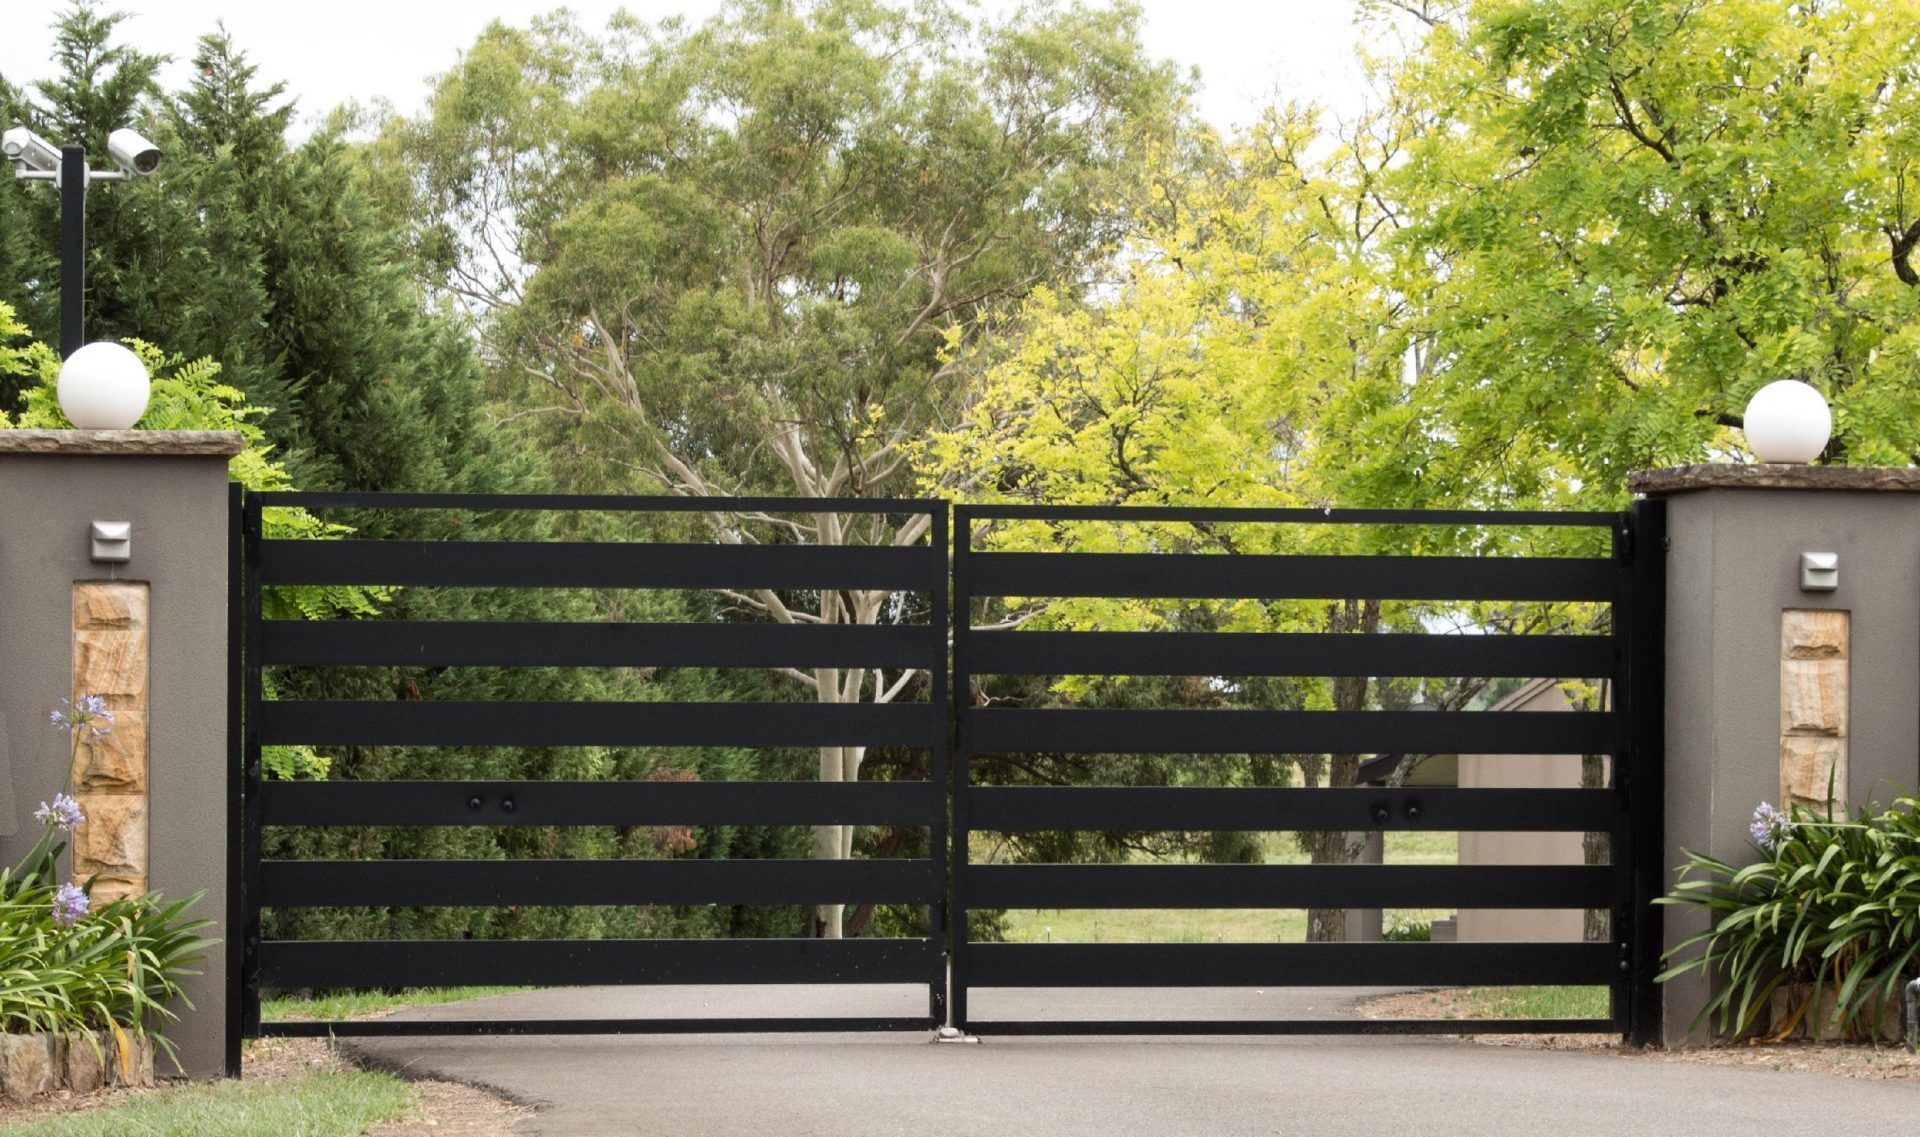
[1741, 380, 1831, 464]
[57, 342, 151, 429]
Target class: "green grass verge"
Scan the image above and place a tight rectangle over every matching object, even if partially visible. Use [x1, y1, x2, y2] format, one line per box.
[4, 1070, 410, 1137]
[262, 986, 525, 1022]
[1443, 985, 1611, 1020]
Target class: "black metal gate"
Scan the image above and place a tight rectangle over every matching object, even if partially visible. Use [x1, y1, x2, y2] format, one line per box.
[229, 491, 1666, 1065]
[948, 501, 1666, 1044]
[230, 491, 949, 1059]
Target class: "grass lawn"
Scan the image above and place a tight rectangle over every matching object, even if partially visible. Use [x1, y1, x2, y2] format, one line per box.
[1435, 985, 1611, 1020]
[2, 1069, 411, 1137]
[997, 829, 1459, 944]
[263, 986, 525, 1022]
[3, 989, 525, 1136]
[1371, 984, 1613, 1021]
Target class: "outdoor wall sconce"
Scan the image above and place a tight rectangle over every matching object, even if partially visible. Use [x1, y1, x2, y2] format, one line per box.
[1799, 551, 1838, 592]
[90, 520, 131, 563]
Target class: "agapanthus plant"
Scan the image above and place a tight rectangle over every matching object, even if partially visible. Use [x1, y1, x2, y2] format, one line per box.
[12, 696, 111, 896]
[1748, 801, 1794, 852]
[0, 693, 214, 1072]
[1660, 795, 1920, 1043]
[50, 882, 88, 928]
[50, 694, 113, 737]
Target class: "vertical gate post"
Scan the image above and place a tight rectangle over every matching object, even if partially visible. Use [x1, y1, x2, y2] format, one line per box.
[238, 492, 265, 1048]
[1622, 498, 1667, 1047]
[224, 482, 245, 1076]
[928, 504, 950, 1026]
[949, 508, 973, 1031]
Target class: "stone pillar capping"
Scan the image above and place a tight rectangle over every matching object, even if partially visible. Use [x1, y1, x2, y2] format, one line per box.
[0, 430, 245, 456]
[1628, 462, 1920, 1046]
[1628, 463, 1920, 495]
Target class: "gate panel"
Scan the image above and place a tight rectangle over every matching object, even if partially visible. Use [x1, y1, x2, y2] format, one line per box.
[236, 492, 947, 1039]
[950, 503, 1664, 1038]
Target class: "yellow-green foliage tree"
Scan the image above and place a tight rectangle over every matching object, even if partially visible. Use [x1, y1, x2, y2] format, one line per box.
[927, 0, 1920, 939]
[1379, 0, 1920, 497]
[923, 106, 1578, 939]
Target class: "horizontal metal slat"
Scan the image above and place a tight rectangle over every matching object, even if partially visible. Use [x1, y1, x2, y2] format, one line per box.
[967, 553, 1614, 602]
[263, 1017, 938, 1037]
[963, 942, 1618, 987]
[257, 938, 940, 989]
[261, 620, 937, 668]
[967, 708, 1614, 756]
[955, 504, 1622, 527]
[258, 540, 943, 591]
[263, 780, 939, 828]
[961, 864, 1613, 910]
[260, 491, 942, 516]
[257, 700, 934, 748]
[261, 858, 939, 908]
[966, 631, 1612, 678]
[966, 787, 1617, 833]
[961, 1018, 1620, 1036]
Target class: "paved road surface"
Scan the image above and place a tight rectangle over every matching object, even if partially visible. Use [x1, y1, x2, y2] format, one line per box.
[345, 986, 1918, 1136]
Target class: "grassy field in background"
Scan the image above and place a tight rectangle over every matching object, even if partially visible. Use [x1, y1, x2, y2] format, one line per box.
[998, 830, 1459, 944]
[262, 986, 525, 1021]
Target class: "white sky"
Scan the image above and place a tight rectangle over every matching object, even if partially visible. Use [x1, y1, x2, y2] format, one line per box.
[0, 1, 1385, 133]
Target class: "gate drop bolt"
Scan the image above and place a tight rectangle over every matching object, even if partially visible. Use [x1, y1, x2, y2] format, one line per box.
[1906, 976, 1919, 1055]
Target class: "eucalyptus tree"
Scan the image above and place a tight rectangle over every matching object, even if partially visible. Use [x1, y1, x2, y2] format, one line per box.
[380, 0, 1189, 935]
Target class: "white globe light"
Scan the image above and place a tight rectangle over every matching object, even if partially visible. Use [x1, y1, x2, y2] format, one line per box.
[57, 342, 151, 430]
[1741, 380, 1831, 464]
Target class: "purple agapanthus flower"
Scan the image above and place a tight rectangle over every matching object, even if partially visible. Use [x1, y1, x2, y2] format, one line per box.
[32, 793, 84, 832]
[50, 695, 113, 737]
[52, 882, 88, 928]
[1750, 801, 1795, 853]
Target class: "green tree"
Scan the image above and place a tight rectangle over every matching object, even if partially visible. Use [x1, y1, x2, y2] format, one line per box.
[1377, 0, 1920, 499]
[381, 0, 1190, 936]
[920, 95, 1598, 941]
[2, 7, 800, 943]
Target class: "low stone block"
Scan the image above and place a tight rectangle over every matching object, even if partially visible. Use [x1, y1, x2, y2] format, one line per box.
[0, 1034, 55, 1103]
[60, 1034, 107, 1094]
[107, 1034, 154, 1088]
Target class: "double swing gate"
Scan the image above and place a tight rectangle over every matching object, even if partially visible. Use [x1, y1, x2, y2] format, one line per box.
[230, 490, 1665, 1068]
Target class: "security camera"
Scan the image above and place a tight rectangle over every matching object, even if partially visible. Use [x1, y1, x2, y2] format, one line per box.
[1, 126, 61, 173]
[106, 128, 162, 176]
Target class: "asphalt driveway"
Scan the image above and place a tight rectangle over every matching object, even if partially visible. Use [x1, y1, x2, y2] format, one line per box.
[344, 986, 1918, 1136]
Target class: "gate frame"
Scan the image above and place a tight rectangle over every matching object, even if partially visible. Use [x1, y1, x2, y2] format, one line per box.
[947, 501, 1667, 1040]
[229, 490, 950, 1054]
[225, 491, 1666, 1067]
